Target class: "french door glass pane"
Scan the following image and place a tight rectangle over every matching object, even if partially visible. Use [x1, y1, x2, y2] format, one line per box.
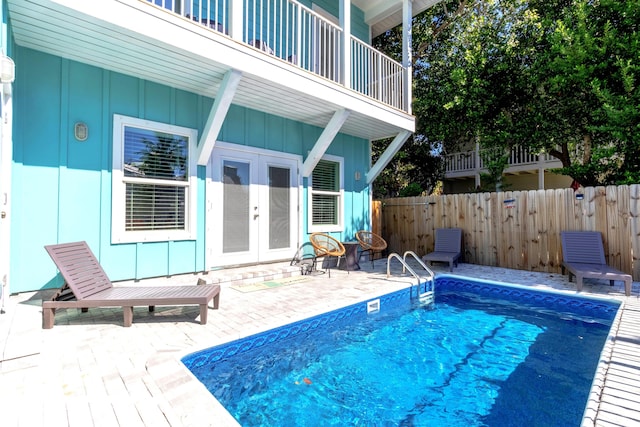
[223, 160, 250, 253]
[269, 166, 290, 250]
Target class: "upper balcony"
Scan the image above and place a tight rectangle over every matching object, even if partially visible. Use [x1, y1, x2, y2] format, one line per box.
[7, 0, 428, 141]
[149, 0, 410, 110]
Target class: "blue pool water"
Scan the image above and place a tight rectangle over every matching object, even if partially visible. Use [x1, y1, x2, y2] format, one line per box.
[183, 276, 619, 426]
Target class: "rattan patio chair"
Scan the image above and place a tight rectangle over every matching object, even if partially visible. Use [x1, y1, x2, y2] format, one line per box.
[309, 233, 347, 277]
[355, 230, 388, 267]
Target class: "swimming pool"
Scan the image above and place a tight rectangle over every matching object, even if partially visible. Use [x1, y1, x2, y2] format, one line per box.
[182, 276, 619, 426]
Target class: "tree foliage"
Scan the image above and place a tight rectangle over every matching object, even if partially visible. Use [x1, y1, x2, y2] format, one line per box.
[373, 0, 640, 192]
[370, 134, 444, 198]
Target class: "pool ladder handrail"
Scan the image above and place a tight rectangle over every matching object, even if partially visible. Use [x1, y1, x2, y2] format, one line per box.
[403, 251, 435, 280]
[386, 251, 435, 303]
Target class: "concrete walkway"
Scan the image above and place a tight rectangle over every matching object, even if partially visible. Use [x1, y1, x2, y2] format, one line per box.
[0, 261, 638, 426]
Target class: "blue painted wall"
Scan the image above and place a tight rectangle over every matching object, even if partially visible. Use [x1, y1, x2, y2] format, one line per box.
[10, 46, 371, 293]
[309, 0, 369, 42]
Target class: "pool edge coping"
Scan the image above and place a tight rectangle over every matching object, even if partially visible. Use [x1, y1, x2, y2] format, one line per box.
[168, 275, 621, 426]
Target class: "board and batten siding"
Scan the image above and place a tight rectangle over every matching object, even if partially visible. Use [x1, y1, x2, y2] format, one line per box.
[10, 46, 371, 293]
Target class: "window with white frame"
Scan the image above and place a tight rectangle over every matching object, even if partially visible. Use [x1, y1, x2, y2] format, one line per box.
[112, 115, 197, 243]
[309, 156, 343, 232]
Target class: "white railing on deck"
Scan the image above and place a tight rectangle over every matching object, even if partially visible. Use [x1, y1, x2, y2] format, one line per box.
[445, 150, 476, 172]
[145, 0, 407, 111]
[151, 0, 230, 33]
[245, 1, 342, 84]
[351, 37, 405, 110]
[445, 146, 559, 174]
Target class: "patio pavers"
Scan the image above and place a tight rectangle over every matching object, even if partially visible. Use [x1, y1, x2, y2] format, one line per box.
[0, 262, 638, 426]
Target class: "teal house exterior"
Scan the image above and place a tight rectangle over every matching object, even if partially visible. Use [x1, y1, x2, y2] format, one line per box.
[0, 0, 440, 298]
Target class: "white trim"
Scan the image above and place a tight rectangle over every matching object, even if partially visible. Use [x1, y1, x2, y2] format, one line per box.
[308, 154, 344, 233]
[196, 69, 242, 165]
[340, 0, 351, 89]
[302, 109, 350, 177]
[0, 87, 12, 303]
[206, 142, 302, 267]
[213, 141, 304, 161]
[111, 114, 198, 244]
[367, 130, 411, 184]
[402, 0, 413, 113]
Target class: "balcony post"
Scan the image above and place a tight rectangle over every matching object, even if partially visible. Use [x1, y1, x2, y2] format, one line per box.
[474, 141, 481, 189]
[295, 6, 302, 66]
[340, 0, 351, 88]
[229, 0, 244, 42]
[538, 153, 545, 189]
[402, 0, 412, 114]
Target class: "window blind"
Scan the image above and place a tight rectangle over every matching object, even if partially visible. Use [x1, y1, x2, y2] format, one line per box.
[123, 126, 188, 231]
[312, 160, 338, 191]
[311, 159, 340, 226]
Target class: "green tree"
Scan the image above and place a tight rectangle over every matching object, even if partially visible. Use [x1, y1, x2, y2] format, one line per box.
[370, 135, 444, 198]
[374, 0, 640, 192]
[534, 0, 640, 185]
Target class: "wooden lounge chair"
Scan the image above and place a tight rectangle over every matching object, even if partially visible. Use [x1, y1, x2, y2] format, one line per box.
[42, 241, 221, 329]
[560, 231, 632, 296]
[422, 228, 463, 272]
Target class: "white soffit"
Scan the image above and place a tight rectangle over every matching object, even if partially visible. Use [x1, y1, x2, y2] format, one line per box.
[8, 0, 416, 141]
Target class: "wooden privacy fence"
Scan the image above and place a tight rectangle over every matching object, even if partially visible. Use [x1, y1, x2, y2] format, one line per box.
[374, 185, 640, 281]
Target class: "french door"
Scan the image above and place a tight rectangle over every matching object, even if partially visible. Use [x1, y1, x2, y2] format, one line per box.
[207, 145, 300, 266]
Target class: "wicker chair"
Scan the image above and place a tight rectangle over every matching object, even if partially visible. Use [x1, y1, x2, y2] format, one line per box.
[355, 230, 388, 267]
[290, 242, 318, 275]
[309, 233, 347, 277]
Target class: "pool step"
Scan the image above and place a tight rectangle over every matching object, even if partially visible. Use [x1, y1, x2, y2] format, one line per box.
[199, 262, 302, 288]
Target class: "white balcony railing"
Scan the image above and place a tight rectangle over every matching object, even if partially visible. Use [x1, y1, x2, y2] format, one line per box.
[351, 37, 405, 110]
[445, 146, 561, 175]
[146, 0, 407, 111]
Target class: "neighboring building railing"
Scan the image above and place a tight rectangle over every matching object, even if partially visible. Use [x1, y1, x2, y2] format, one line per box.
[445, 150, 477, 173]
[444, 145, 561, 174]
[145, 0, 407, 112]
